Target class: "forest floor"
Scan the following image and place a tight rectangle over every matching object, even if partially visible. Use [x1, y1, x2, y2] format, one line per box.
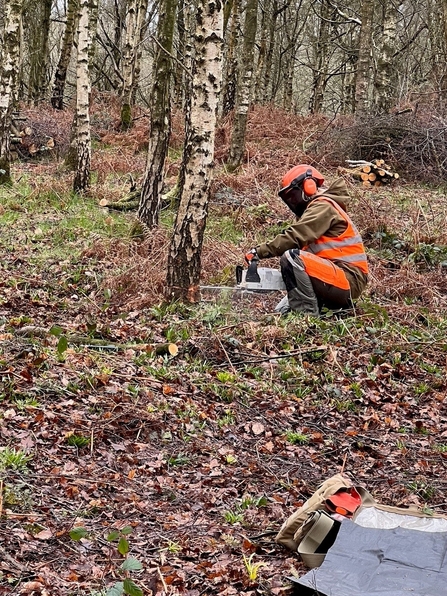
[1, 101, 447, 596]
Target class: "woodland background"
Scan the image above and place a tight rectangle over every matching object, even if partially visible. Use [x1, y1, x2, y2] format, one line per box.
[1, 1, 447, 595]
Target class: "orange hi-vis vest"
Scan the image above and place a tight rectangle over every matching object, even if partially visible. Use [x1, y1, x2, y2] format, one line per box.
[303, 197, 369, 275]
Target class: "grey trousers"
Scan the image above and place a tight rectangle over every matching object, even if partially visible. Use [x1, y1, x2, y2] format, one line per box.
[278, 249, 352, 315]
[278, 250, 320, 315]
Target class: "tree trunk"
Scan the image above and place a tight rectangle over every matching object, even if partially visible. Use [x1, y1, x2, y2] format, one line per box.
[374, 0, 397, 114]
[25, 0, 52, 104]
[308, 0, 331, 114]
[131, 0, 150, 105]
[227, 0, 258, 171]
[119, 0, 148, 128]
[0, 0, 22, 186]
[137, 0, 177, 228]
[73, 0, 92, 193]
[354, 0, 375, 115]
[176, 2, 195, 201]
[173, 0, 186, 109]
[120, 0, 139, 128]
[253, 0, 267, 103]
[166, 0, 224, 302]
[220, 0, 241, 116]
[51, 0, 79, 110]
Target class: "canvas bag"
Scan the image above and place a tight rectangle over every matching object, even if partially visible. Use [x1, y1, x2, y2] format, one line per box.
[296, 510, 341, 568]
[275, 473, 353, 551]
[276, 474, 447, 562]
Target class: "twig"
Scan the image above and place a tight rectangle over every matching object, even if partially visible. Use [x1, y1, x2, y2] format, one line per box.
[214, 333, 237, 374]
[222, 345, 328, 366]
[157, 565, 168, 592]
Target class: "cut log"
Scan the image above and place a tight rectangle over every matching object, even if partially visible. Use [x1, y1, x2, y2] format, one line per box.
[368, 173, 377, 181]
[153, 343, 179, 356]
[361, 165, 371, 173]
[360, 172, 370, 181]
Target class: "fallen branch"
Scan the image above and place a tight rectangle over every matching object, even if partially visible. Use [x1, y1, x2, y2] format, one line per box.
[14, 327, 178, 355]
[220, 345, 328, 366]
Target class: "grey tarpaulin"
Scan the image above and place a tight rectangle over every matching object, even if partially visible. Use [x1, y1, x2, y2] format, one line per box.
[291, 519, 447, 596]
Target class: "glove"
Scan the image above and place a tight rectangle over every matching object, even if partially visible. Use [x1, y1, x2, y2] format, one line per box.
[245, 248, 258, 264]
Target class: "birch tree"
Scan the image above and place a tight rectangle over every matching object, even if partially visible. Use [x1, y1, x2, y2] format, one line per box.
[137, 0, 177, 228]
[24, 0, 52, 104]
[220, 0, 241, 116]
[374, 0, 398, 113]
[227, 0, 258, 171]
[119, 0, 148, 129]
[0, 0, 22, 186]
[73, 0, 92, 192]
[166, 0, 224, 302]
[51, 0, 79, 110]
[308, 0, 332, 114]
[354, 0, 374, 114]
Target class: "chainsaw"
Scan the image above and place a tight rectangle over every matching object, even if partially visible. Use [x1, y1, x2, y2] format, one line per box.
[200, 256, 286, 294]
[235, 256, 286, 292]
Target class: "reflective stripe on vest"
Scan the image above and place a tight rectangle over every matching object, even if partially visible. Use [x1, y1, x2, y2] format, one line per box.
[304, 197, 369, 274]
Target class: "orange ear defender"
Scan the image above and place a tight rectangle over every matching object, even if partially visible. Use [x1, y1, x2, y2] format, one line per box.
[302, 171, 318, 196]
[278, 164, 324, 198]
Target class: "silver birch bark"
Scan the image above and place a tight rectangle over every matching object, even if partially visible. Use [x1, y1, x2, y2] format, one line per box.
[131, 0, 150, 104]
[120, 0, 147, 129]
[73, 0, 92, 193]
[26, 0, 52, 104]
[0, 0, 22, 185]
[51, 0, 79, 110]
[176, 2, 196, 200]
[227, 0, 258, 171]
[220, 0, 241, 116]
[309, 0, 331, 114]
[354, 0, 374, 115]
[137, 0, 177, 228]
[166, 0, 224, 302]
[373, 0, 397, 113]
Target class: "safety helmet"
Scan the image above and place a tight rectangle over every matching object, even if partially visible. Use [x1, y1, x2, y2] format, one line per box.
[279, 165, 324, 199]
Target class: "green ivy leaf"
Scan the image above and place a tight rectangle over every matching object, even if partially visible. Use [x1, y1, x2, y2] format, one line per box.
[120, 526, 133, 535]
[69, 527, 88, 541]
[120, 557, 143, 571]
[106, 581, 124, 596]
[107, 530, 120, 542]
[57, 335, 68, 356]
[118, 537, 129, 555]
[123, 579, 143, 596]
[49, 325, 63, 337]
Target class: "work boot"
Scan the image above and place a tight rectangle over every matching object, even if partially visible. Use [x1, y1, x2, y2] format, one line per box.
[274, 295, 291, 314]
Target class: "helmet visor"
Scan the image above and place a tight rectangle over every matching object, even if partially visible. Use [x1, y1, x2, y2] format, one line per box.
[279, 187, 309, 217]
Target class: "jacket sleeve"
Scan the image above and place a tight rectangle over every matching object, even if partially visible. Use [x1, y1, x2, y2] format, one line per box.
[256, 201, 343, 259]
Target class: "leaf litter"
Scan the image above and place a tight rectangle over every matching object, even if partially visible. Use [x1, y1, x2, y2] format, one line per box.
[0, 103, 447, 595]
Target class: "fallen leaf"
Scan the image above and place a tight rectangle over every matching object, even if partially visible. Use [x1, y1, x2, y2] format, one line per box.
[252, 422, 265, 435]
[35, 529, 53, 540]
[19, 581, 45, 594]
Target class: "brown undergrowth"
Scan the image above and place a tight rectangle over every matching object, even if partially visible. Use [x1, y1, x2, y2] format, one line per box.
[1, 99, 447, 596]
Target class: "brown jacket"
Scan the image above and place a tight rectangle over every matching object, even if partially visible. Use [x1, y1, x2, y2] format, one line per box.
[256, 178, 368, 299]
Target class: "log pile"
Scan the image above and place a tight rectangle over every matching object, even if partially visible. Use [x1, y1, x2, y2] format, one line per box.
[338, 159, 400, 187]
[10, 112, 55, 160]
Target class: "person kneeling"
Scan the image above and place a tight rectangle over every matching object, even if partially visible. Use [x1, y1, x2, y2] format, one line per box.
[245, 165, 368, 315]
